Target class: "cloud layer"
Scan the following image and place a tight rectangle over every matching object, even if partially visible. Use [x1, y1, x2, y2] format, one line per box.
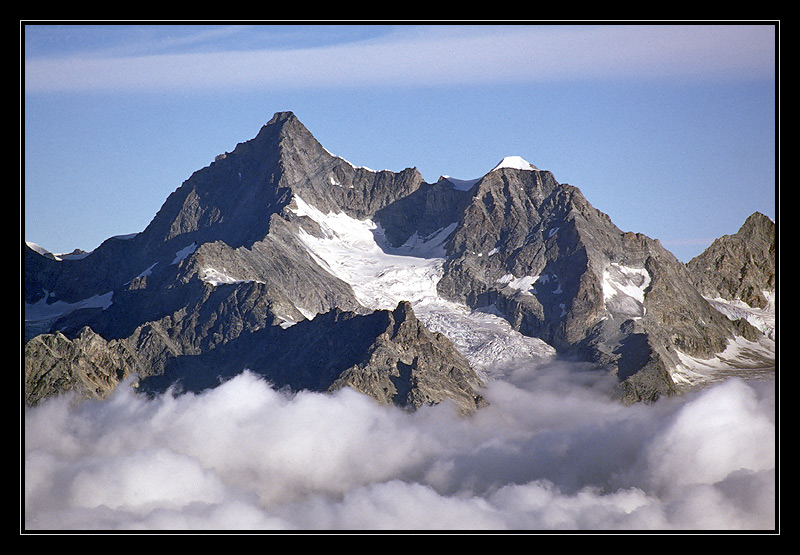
[24, 24, 775, 94]
[23, 361, 776, 531]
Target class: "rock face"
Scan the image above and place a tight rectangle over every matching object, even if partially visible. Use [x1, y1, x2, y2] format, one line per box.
[24, 111, 775, 409]
[434, 162, 769, 402]
[24, 327, 139, 405]
[136, 301, 486, 415]
[23, 112, 483, 412]
[330, 302, 487, 414]
[686, 212, 776, 309]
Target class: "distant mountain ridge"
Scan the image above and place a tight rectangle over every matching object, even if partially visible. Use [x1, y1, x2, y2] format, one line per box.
[24, 111, 776, 410]
[687, 212, 776, 309]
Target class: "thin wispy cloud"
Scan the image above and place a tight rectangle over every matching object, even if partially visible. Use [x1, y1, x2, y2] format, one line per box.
[24, 24, 775, 94]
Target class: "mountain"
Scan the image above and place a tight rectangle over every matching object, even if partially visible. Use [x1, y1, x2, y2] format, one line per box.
[433, 160, 774, 401]
[687, 212, 776, 310]
[23, 111, 776, 410]
[134, 300, 487, 415]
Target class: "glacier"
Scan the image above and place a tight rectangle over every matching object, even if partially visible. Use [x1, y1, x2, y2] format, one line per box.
[288, 194, 555, 378]
[287, 190, 775, 389]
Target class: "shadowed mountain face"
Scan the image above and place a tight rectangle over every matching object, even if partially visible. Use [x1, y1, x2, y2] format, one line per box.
[24, 111, 775, 409]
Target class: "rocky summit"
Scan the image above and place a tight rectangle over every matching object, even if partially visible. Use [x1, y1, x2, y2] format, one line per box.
[24, 111, 776, 411]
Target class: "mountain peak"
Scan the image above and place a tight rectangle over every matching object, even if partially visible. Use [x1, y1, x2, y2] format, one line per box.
[267, 110, 297, 125]
[686, 211, 775, 309]
[256, 110, 313, 145]
[24, 111, 774, 412]
[741, 211, 775, 233]
[491, 156, 538, 172]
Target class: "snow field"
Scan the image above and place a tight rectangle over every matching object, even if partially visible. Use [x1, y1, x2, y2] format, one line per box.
[602, 263, 651, 319]
[289, 195, 554, 375]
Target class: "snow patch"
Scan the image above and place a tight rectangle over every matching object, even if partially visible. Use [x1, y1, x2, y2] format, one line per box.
[671, 335, 775, 388]
[704, 293, 775, 340]
[171, 242, 197, 265]
[602, 264, 651, 319]
[199, 268, 264, 287]
[491, 156, 538, 172]
[135, 263, 158, 279]
[26, 241, 90, 261]
[328, 174, 352, 188]
[25, 290, 114, 323]
[26, 241, 55, 257]
[497, 273, 561, 296]
[442, 176, 480, 191]
[25, 241, 47, 255]
[497, 274, 540, 295]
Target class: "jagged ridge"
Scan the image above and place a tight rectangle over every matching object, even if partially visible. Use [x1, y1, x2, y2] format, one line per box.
[24, 111, 775, 409]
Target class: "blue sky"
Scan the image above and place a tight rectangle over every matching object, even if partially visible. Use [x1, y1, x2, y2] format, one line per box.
[23, 23, 777, 261]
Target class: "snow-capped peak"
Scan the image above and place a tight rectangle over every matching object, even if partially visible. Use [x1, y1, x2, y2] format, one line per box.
[491, 156, 538, 172]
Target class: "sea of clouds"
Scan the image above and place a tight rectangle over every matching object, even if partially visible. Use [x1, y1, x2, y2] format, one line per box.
[23, 360, 776, 532]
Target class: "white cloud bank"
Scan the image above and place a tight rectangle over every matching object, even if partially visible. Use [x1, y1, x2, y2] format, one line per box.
[24, 24, 775, 94]
[23, 361, 776, 531]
